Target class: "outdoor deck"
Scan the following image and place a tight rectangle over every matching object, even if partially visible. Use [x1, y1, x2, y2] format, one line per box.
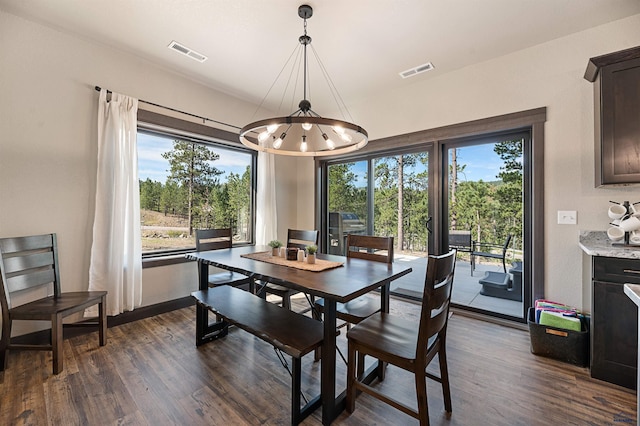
[389, 255, 524, 318]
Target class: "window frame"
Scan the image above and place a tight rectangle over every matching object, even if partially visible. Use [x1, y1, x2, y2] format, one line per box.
[137, 110, 257, 268]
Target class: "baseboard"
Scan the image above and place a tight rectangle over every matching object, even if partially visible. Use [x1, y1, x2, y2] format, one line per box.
[10, 296, 195, 345]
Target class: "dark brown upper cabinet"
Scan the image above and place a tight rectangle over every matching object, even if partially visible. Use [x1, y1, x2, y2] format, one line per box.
[585, 46, 640, 186]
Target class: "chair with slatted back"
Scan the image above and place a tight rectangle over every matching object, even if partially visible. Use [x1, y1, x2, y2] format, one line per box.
[314, 234, 393, 325]
[0, 233, 107, 374]
[313, 234, 393, 361]
[195, 229, 252, 291]
[346, 250, 457, 425]
[263, 229, 318, 310]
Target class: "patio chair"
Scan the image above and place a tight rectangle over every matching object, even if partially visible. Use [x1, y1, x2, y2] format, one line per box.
[470, 234, 512, 276]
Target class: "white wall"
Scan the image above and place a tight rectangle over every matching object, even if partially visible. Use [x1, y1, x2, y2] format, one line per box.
[339, 14, 640, 311]
[2, 8, 640, 339]
[0, 11, 303, 335]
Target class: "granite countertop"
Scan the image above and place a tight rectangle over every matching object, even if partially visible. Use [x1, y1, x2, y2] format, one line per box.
[625, 284, 640, 307]
[579, 230, 640, 259]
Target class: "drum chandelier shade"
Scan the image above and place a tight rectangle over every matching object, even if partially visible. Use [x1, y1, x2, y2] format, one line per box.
[240, 4, 368, 157]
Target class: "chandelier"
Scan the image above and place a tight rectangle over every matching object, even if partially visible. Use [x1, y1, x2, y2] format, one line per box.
[240, 4, 368, 157]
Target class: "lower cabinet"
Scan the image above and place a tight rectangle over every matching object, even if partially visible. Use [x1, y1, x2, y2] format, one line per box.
[591, 256, 639, 389]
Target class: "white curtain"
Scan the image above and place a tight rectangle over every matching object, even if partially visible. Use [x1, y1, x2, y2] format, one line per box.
[255, 151, 278, 245]
[88, 89, 142, 316]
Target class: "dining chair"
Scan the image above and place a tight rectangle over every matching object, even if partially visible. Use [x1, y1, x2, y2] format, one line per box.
[0, 233, 107, 375]
[346, 249, 457, 426]
[263, 229, 318, 310]
[195, 228, 252, 291]
[314, 234, 393, 326]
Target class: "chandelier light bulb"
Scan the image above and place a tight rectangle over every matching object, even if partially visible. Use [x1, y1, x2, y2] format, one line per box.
[273, 132, 286, 149]
[266, 124, 279, 134]
[300, 135, 308, 152]
[340, 132, 352, 143]
[258, 131, 270, 143]
[302, 122, 313, 131]
[322, 133, 335, 150]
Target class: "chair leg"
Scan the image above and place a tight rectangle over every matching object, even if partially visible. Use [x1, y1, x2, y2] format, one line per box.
[52, 313, 63, 374]
[470, 254, 475, 276]
[439, 347, 452, 413]
[99, 296, 107, 346]
[346, 342, 357, 413]
[415, 367, 430, 426]
[0, 318, 11, 371]
[356, 353, 365, 379]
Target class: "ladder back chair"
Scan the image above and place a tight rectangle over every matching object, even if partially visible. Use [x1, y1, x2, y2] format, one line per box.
[313, 234, 393, 362]
[0, 233, 107, 374]
[315, 234, 393, 325]
[346, 249, 457, 425]
[195, 229, 252, 291]
[263, 229, 318, 310]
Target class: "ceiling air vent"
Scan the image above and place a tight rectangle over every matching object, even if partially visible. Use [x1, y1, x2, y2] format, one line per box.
[168, 40, 208, 63]
[399, 62, 434, 79]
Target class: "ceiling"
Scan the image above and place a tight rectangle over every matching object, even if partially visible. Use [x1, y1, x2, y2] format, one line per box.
[2, 0, 640, 115]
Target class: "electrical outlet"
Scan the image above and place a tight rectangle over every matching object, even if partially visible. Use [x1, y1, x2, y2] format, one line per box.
[558, 210, 577, 225]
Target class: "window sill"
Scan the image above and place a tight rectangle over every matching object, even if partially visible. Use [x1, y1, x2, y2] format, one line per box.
[142, 253, 192, 269]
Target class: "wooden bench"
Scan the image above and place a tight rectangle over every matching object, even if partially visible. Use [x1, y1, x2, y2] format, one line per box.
[191, 285, 323, 425]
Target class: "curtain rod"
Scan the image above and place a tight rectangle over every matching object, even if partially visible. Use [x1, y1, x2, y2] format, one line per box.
[94, 86, 241, 130]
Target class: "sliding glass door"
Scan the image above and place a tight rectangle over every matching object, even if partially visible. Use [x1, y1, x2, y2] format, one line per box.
[444, 131, 528, 318]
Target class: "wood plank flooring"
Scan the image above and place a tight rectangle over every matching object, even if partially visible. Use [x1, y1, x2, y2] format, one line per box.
[0, 295, 636, 425]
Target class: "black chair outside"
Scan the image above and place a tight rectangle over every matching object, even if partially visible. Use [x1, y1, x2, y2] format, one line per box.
[0, 233, 107, 374]
[448, 230, 472, 254]
[263, 229, 318, 310]
[195, 229, 252, 291]
[470, 234, 512, 276]
[346, 250, 457, 425]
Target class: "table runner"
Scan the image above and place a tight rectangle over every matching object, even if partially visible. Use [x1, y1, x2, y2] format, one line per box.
[241, 251, 343, 272]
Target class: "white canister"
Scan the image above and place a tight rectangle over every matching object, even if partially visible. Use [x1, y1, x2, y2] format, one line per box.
[297, 249, 305, 262]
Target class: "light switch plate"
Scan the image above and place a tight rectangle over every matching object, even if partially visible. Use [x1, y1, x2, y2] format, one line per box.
[558, 210, 577, 225]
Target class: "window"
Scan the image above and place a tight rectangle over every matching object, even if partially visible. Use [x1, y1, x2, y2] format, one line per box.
[318, 108, 545, 323]
[137, 111, 256, 259]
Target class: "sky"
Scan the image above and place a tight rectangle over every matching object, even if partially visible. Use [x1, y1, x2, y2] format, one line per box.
[348, 143, 508, 187]
[137, 132, 251, 183]
[139, 133, 513, 186]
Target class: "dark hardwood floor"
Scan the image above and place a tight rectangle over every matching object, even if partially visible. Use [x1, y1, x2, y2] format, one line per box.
[0, 295, 636, 425]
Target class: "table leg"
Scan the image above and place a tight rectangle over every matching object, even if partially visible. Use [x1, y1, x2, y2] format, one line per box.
[321, 299, 341, 425]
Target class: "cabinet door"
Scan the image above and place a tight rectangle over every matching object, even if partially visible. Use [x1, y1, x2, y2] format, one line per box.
[598, 57, 640, 185]
[591, 280, 638, 389]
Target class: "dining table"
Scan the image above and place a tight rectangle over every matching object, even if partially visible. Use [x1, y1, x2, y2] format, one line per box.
[186, 245, 413, 425]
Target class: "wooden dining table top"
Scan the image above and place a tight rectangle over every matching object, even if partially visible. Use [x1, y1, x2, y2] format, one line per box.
[186, 245, 413, 303]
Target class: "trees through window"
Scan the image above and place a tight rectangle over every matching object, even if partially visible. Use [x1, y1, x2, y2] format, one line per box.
[138, 130, 254, 254]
